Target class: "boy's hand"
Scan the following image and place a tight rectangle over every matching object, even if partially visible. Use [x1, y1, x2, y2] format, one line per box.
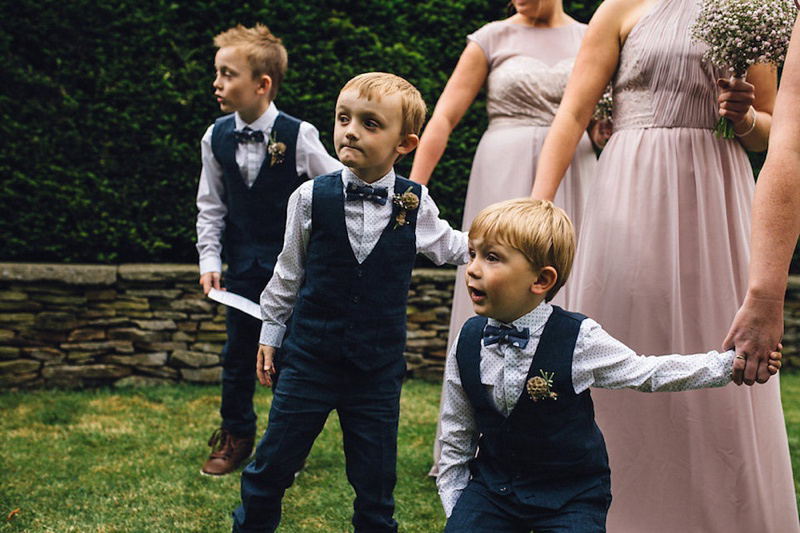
[767, 345, 782, 376]
[257, 344, 277, 387]
[199, 272, 222, 295]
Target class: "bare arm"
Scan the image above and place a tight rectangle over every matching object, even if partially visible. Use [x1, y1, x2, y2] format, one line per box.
[531, 0, 637, 199]
[726, 16, 800, 385]
[409, 42, 488, 186]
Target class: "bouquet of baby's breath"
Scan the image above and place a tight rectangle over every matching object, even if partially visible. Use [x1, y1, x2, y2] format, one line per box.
[691, 0, 797, 138]
[592, 86, 613, 122]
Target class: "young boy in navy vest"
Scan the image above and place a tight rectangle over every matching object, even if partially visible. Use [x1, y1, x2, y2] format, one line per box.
[232, 72, 469, 532]
[438, 199, 781, 532]
[196, 23, 341, 476]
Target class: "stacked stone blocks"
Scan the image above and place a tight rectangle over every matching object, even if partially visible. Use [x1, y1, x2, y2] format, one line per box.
[0, 263, 457, 388]
[2, 262, 795, 389]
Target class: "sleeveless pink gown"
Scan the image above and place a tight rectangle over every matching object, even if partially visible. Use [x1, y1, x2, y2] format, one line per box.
[570, 1, 799, 531]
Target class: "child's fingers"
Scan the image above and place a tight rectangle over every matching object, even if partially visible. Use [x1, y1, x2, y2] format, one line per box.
[767, 349, 782, 375]
[256, 352, 267, 386]
[256, 348, 272, 387]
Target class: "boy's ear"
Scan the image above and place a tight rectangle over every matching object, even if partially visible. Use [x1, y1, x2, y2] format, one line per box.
[530, 266, 558, 296]
[396, 133, 419, 156]
[256, 74, 272, 96]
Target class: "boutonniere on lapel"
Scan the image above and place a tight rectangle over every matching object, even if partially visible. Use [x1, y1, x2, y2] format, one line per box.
[526, 370, 558, 402]
[267, 131, 286, 167]
[392, 186, 419, 229]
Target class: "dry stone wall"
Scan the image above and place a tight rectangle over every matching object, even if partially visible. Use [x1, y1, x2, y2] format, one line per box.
[0, 263, 457, 388]
[2, 263, 798, 389]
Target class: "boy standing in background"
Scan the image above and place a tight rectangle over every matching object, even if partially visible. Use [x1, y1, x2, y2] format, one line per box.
[195, 23, 341, 476]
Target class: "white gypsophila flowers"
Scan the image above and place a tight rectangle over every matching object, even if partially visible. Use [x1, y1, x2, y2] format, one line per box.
[691, 0, 796, 138]
[592, 86, 613, 122]
[691, 0, 797, 76]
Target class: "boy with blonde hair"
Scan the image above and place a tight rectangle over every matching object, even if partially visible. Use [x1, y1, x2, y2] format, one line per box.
[438, 199, 780, 531]
[196, 23, 341, 476]
[233, 72, 468, 532]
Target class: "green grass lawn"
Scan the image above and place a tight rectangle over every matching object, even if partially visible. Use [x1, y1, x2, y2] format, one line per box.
[1, 375, 799, 532]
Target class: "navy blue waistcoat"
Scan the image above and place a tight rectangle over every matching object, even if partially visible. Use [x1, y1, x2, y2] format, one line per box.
[282, 171, 421, 371]
[456, 307, 610, 510]
[211, 112, 304, 276]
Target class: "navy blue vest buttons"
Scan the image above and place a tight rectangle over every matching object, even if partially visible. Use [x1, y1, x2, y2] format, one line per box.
[280, 172, 420, 372]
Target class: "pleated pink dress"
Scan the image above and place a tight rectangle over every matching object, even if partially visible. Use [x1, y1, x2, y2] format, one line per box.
[430, 19, 597, 474]
[570, 1, 799, 530]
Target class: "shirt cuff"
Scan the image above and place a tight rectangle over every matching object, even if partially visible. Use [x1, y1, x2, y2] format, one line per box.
[199, 257, 222, 276]
[260, 322, 286, 347]
[439, 489, 462, 518]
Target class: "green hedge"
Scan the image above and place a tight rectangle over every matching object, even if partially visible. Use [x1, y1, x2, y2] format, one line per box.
[0, 0, 602, 263]
[11, 0, 741, 266]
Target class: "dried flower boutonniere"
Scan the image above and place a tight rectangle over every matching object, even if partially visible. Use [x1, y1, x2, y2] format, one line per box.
[393, 186, 419, 229]
[526, 370, 558, 402]
[267, 131, 286, 167]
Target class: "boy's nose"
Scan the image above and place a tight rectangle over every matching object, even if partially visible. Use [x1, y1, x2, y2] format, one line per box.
[344, 127, 358, 139]
[466, 260, 480, 279]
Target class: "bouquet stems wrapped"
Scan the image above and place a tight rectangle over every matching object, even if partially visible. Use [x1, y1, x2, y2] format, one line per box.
[691, 0, 797, 138]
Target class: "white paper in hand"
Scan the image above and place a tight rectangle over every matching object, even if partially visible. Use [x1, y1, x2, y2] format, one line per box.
[208, 288, 261, 319]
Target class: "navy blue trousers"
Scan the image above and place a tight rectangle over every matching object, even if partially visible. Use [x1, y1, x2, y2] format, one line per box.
[219, 265, 272, 438]
[444, 478, 610, 533]
[233, 347, 406, 533]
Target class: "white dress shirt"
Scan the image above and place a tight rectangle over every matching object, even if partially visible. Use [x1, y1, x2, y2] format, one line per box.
[195, 102, 343, 275]
[437, 301, 735, 517]
[259, 167, 469, 346]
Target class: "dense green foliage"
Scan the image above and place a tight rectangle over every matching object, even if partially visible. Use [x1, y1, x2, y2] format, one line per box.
[1, 0, 601, 263]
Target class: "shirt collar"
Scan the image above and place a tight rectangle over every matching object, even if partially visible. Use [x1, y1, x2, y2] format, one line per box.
[342, 167, 396, 190]
[487, 301, 553, 338]
[234, 102, 278, 133]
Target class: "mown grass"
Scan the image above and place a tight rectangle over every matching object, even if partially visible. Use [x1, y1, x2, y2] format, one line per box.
[1, 375, 799, 532]
[0, 380, 444, 532]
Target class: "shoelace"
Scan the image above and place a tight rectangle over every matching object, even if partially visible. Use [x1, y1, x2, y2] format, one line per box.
[208, 428, 232, 457]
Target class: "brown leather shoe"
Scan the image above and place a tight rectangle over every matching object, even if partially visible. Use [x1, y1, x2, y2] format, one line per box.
[201, 428, 254, 476]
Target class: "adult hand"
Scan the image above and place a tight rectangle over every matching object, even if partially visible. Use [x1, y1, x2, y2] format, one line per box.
[717, 76, 756, 130]
[256, 344, 277, 387]
[724, 293, 784, 385]
[589, 118, 613, 150]
[199, 271, 222, 295]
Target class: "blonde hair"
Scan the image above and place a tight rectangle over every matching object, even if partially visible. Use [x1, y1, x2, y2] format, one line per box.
[214, 24, 287, 101]
[469, 199, 575, 301]
[340, 72, 427, 136]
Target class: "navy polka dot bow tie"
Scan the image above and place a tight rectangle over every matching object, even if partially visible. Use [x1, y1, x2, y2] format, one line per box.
[482, 324, 530, 349]
[234, 127, 265, 143]
[345, 182, 388, 205]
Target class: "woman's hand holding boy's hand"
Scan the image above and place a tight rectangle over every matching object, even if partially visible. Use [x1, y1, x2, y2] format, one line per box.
[257, 344, 277, 387]
[732, 344, 782, 386]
